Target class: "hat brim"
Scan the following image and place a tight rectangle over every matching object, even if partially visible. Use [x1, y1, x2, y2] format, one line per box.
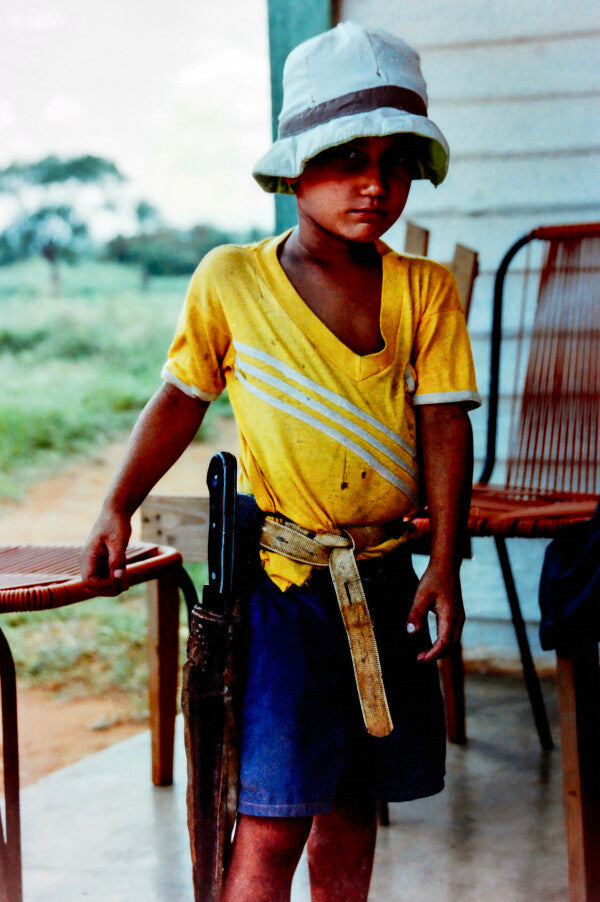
[252, 108, 449, 194]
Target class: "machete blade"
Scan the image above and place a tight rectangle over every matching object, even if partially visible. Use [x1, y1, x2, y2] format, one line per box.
[204, 451, 237, 615]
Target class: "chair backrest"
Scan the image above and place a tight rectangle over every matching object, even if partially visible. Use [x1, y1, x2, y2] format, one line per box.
[403, 221, 478, 319]
[481, 222, 600, 495]
[448, 245, 479, 321]
[404, 221, 430, 256]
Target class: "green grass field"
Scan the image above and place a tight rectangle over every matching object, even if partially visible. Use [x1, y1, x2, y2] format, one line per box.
[0, 257, 230, 499]
[0, 258, 223, 704]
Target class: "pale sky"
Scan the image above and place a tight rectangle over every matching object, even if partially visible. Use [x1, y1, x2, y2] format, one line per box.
[0, 0, 274, 232]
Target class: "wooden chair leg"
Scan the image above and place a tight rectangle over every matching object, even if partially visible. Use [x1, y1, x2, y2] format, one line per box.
[494, 536, 553, 750]
[376, 799, 390, 826]
[556, 639, 600, 902]
[440, 642, 467, 744]
[0, 628, 22, 902]
[147, 568, 181, 786]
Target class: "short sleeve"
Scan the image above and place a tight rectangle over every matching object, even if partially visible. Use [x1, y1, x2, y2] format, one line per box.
[411, 267, 481, 409]
[161, 249, 233, 401]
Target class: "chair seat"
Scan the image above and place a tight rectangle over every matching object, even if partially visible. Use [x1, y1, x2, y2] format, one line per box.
[408, 486, 598, 542]
[0, 542, 182, 612]
[467, 485, 599, 538]
[0, 540, 186, 900]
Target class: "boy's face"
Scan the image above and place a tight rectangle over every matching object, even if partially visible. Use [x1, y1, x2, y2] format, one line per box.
[290, 135, 412, 243]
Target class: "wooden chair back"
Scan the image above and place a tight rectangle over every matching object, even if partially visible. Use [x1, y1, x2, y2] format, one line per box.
[403, 221, 478, 319]
[142, 495, 209, 564]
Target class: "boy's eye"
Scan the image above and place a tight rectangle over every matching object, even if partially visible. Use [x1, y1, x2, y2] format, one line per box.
[321, 144, 364, 166]
[337, 145, 361, 162]
[308, 141, 415, 176]
[385, 149, 409, 169]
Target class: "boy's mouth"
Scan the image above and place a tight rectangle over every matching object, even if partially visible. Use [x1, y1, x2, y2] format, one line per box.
[348, 207, 387, 218]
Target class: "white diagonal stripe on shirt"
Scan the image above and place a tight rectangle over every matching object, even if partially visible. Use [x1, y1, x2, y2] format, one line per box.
[234, 368, 418, 506]
[233, 340, 416, 459]
[235, 358, 416, 480]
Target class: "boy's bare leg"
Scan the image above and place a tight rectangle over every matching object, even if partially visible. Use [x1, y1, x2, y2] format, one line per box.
[223, 814, 312, 902]
[307, 797, 378, 901]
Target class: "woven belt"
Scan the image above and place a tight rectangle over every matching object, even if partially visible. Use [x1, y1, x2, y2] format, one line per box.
[260, 517, 394, 738]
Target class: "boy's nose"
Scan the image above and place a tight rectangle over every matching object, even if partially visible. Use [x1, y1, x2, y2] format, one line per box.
[360, 162, 386, 196]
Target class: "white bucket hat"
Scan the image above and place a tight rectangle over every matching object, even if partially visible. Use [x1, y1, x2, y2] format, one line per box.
[253, 22, 449, 195]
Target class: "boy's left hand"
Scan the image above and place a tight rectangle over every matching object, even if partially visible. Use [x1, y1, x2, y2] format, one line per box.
[406, 562, 465, 662]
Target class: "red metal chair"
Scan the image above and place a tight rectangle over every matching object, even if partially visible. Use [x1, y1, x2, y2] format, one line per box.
[415, 223, 600, 750]
[0, 541, 187, 902]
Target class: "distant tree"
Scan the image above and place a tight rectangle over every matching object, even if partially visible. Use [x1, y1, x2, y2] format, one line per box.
[135, 200, 162, 234]
[0, 154, 123, 194]
[105, 223, 248, 286]
[0, 154, 125, 292]
[2, 205, 89, 294]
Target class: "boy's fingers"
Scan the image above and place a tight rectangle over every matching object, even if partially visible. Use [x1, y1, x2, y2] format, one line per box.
[82, 568, 128, 596]
[81, 541, 109, 581]
[416, 605, 465, 662]
[417, 609, 450, 661]
[406, 590, 432, 633]
[407, 569, 466, 657]
[108, 550, 127, 580]
[107, 540, 129, 587]
[81, 538, 128, 592]
[417, 627, 453, 661]
[83, 578, 124, 597]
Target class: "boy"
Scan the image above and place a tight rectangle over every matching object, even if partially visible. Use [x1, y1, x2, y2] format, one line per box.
[82, 22, 480, 902]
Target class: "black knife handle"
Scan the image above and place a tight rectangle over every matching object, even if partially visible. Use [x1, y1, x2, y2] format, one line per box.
[204, 451, 237, 615]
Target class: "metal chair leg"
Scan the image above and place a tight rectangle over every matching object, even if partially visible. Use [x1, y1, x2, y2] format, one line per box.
[494, 537, 553, 751]
[0, 627, 22, 902]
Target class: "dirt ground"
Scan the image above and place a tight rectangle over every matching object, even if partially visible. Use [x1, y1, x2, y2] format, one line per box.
[0, 416, 239, 786]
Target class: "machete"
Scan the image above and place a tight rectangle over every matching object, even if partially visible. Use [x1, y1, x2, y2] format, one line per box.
[182, 451, 239, 902]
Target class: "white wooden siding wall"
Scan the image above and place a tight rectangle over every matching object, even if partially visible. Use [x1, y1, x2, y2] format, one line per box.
[338, 0, 600, 474]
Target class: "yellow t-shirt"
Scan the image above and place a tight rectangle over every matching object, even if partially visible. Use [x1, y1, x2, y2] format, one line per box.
[162, 232, 480, 588]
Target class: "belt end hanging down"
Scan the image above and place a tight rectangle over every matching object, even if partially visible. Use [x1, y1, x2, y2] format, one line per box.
[329, 547, 395, 738]
[357, 680, 394, 738]
[261, 518, 395, 739]
[368, 720, 394, 739]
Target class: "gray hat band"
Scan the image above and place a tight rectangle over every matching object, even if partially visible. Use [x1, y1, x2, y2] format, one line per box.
[278, 85, 428, 139]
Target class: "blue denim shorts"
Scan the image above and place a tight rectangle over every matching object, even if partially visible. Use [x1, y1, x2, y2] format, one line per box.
[236, 549, 446, 818]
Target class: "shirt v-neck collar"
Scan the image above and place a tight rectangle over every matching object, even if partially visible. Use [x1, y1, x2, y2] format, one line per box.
[254, 232, 399, 382]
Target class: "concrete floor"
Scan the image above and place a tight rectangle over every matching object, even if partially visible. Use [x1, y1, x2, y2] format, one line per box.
[19, 671, 568, 902]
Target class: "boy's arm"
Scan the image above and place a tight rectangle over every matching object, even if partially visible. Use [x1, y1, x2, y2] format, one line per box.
[408, 403, 473, 662]
[81, 382, 209, 594]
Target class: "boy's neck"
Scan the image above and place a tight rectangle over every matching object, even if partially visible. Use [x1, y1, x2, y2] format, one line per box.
[277, 222, 386, 357]
[283, 223, 381, 270]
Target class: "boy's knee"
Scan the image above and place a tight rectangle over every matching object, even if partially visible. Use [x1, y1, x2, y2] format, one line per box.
[328, 788, 378, 827]
[309, 798, 377, 849]
[236, 814, 312, 864]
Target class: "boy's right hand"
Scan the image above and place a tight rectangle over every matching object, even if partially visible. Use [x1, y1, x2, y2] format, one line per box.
[80, 508, 132, 596]
[78, 385, 209, 596]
